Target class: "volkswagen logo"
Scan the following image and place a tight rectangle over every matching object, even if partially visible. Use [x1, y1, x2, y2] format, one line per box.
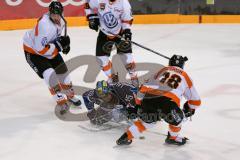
[102, 12, 118, 29]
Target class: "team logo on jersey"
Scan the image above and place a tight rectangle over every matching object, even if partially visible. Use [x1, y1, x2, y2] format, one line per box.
[41, 37, 48, 46]
[103, 12, 118, 29]
[100, 3, 105, 10]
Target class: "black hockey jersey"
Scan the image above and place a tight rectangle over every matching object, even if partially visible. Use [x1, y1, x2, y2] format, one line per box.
[83, 82, 137, 110]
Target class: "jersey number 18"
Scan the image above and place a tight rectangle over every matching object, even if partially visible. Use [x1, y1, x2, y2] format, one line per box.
[159, 72, 182, 89]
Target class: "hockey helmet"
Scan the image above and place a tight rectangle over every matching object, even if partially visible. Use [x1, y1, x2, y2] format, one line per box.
[169, 55, 188, 69]
[96, 80, 111, 97]
[49, 1, 63, 15]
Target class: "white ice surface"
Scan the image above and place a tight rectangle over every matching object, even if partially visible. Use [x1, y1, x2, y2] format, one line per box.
[0, 24, 240, 160]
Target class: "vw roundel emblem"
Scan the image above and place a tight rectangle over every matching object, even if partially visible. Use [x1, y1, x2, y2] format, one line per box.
[102, 12, 118, 29]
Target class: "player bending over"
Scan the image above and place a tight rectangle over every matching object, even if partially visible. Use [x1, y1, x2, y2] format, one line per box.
[116, 55, 201, 146]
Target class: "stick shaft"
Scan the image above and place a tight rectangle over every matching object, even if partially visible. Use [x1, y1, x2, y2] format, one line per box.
[105, 29, 170, 60]
[131, 41, 170, 60]
[60, 15, 67, 36]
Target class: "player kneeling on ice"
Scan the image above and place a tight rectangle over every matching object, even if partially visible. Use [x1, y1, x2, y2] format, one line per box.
[22, 1, 81, 114]
[116, 55, 201, 146]
[82, 80, 139, 125]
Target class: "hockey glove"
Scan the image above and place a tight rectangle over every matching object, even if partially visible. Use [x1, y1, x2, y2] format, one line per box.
[62, 45, 70, 54]
[183, 101, 195, 117]
[54, 36, 70, 52]
[122, 29, 132, 41]
[117, 29, 132, 51]
[88, 14, 99, 32]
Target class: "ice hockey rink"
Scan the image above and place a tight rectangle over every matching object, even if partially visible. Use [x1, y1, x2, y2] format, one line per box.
[1, 24, 240, 160]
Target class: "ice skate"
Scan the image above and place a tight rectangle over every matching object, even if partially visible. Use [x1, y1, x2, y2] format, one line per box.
[165, 132, 188, 146]
[116, 132, 132, 145]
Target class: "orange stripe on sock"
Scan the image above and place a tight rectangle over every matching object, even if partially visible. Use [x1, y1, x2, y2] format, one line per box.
[102, 61, 112, 71]
[49, 88, 56, 95]
[134, 120, 146, 133]
[60, 83, 72, 90]
[169, 125, 181, 132]
[127, 130, 134, 140]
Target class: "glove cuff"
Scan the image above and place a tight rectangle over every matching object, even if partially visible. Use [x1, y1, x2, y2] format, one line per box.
[87, 14, 99, 21]
[53, 41, 62, 52]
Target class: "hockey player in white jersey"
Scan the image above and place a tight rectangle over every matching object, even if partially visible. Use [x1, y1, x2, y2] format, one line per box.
[84, 0, 139, 87]
[116, 55, 201, 146]
[23, 1, 81, 113]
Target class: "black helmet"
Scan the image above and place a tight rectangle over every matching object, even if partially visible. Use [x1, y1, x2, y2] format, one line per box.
[49, 1, 63, 15]
[169, 55, 188, 69]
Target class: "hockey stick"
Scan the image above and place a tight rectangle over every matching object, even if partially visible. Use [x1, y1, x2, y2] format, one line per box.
[104, 30, 170, 60]
[130, 40, 170, 60]
[60, 15, 67, 37]
[60, 15, 69, 54]
[78, 123, 124, 132]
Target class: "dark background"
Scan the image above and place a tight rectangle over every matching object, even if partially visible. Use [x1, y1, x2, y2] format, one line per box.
[130, 0, 240, 15]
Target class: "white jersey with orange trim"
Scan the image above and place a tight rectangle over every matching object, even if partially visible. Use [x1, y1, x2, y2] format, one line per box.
[23, 13, 64, 59]
[85, 0, 133, 36]
[136, 66, 201, 109]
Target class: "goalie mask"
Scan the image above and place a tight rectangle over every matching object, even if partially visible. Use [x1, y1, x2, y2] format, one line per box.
[169, 55, 188, 69]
